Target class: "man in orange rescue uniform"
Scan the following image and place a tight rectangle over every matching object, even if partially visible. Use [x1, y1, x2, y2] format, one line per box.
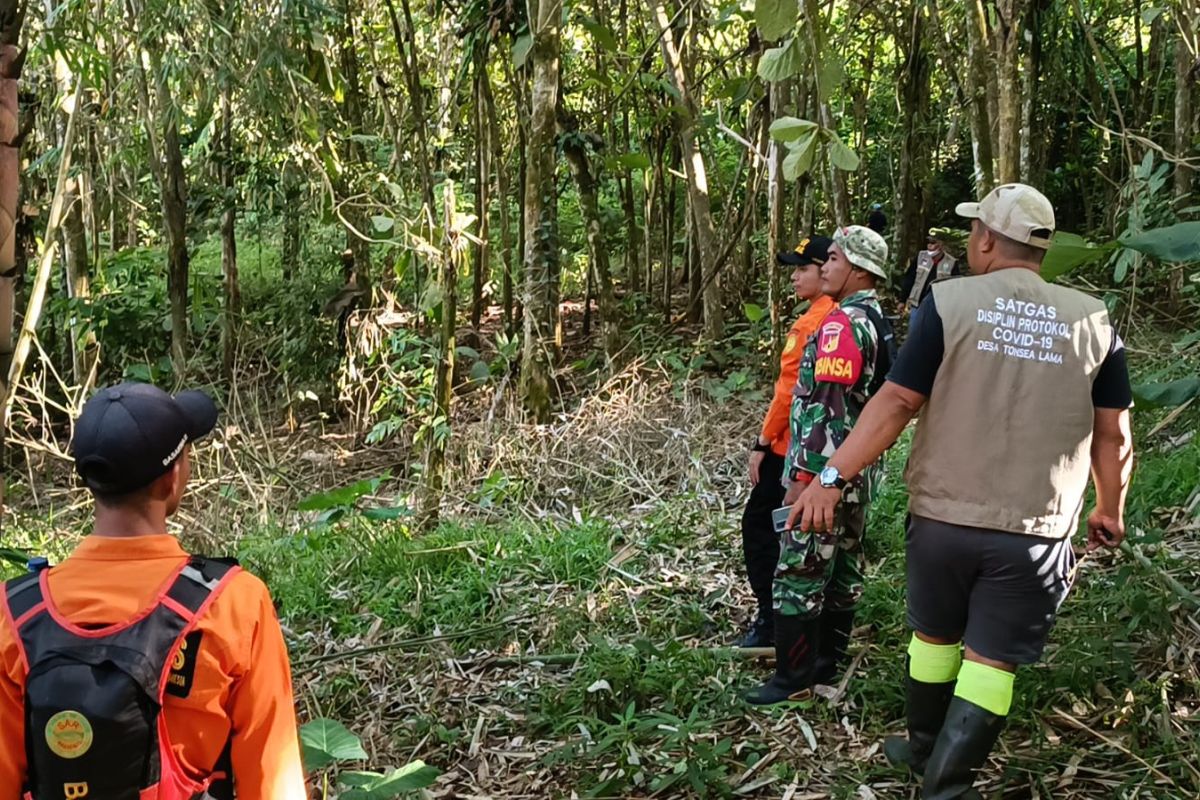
[737, 237, 836, 647]
[1, 383, 307, 800]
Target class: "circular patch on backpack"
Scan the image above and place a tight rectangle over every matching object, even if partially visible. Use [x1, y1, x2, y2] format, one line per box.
[45, 710, 93, 759]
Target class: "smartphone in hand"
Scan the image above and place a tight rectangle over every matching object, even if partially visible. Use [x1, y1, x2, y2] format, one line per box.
[772, 506, 792, 534]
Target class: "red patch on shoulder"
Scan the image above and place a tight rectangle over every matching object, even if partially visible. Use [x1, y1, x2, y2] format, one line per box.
[813, 310, 863, 385]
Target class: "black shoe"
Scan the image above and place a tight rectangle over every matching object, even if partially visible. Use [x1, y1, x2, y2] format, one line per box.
[883, 667, 956, 775]
[743, 615, 820, 705]
[920, 697, 1005, 799]
[736, 613, 774, 648]
[812, 608, 856, 684]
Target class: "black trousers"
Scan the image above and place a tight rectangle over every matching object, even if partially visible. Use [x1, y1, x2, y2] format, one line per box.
[740, 451, 787, 618]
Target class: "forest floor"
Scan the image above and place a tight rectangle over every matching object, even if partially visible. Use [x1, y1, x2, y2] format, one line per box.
[5, 325, 1200, 799]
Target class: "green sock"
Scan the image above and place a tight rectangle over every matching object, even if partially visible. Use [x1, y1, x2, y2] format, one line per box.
[954, 660, 1015, 716]
[907, 635, 962, 683]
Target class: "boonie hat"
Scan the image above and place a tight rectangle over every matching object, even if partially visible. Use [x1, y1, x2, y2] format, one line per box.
[72, 382, 218, 495]
[832, 225, 889, 279]
[955, 183, 1055, 249]
[777, 235, 832, 267]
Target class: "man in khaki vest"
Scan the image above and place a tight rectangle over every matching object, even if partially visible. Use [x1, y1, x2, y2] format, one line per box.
[787, 184, 1133, 799]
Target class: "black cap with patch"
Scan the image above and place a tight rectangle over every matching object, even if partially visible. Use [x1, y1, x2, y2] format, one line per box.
[776, 235, 833, 267]
[71, 382, 218, 495]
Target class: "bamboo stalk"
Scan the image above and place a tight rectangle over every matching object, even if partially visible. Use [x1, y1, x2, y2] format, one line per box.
[2, 75, 84, 429]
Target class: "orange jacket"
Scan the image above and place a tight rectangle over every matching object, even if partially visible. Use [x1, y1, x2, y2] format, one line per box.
[0, 535, 307, 800]
[760, 295, 837, 456]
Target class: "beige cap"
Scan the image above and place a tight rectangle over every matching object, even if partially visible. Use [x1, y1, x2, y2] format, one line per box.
[955, 183, 1055, 249]
[832, 225, 889, 279]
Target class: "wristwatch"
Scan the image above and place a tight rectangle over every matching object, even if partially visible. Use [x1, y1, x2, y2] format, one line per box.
[819, 465, 847, 489]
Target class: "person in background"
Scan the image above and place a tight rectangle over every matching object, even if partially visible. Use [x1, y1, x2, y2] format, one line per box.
[737, 237, 837, 648]
[867, 203, 888, 235]
[900, 231, 964, 328]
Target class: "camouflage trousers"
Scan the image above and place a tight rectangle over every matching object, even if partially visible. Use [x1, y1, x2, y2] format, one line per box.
[772, 502, 866, 619]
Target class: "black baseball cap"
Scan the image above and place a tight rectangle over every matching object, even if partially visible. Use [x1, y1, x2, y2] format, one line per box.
[777, 235, 833, 267]
[71, 382, 218, 495]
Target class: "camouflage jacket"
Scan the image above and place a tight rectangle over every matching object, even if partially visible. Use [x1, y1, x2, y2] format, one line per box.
[785, 289, 883, 503]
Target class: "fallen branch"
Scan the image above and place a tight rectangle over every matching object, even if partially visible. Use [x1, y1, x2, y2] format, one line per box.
[293, 616, 533, 670]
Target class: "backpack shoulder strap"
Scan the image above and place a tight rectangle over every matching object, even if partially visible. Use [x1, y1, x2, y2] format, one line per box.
[4, 573, 46, 628]
[163, 556, 242, 618]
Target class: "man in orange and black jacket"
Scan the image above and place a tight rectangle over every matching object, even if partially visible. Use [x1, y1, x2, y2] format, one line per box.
[737, 237, 836, 647]
[0, 383, 307, 800]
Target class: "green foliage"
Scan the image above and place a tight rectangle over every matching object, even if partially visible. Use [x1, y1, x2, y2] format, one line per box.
[757, 37, 803, 82]
[1041, 232, 1117, 282]
[300, 719, 439, 798]
[296, 473, 410, 526]
[1119, 222, 1200, 264]
[1131, 377, 1200, 408]
[754, 0, 798, 41]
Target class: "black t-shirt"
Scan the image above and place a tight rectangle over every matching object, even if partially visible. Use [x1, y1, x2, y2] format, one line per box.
[888, 296, 1134, 409]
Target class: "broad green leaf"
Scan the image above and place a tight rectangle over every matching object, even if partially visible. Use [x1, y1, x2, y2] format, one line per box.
[456, 345, 481, 360]
[755, 0, 799, 41]
[512, 33, 533, 70]
[1141, 6, 1164, 25]
[1040, 232, 1117, 282]
[1131, 377, 1200, 408]
[743, 302, 766, 322]
[757, 38, 803, 82]
[579, 17, 618, 51]
[297, 474, 388, 512]
[300, 719, 368, 771]
[826, 134, 860, 171]
[469, 360, 493, 381]
[339, 762, 442, 799]
[781, 130, 818, 180]
[371, 216, 395, 233]
[1118, 222, 1200, 263]
[362, 506, 411, 522]
[768, 116, 818, 142]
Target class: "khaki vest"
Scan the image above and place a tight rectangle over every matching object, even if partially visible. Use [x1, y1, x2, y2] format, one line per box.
[905, 268, 1114, 538]
[908, 251, 958, 306]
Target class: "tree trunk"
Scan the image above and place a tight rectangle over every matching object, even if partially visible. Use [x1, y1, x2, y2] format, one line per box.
[339, 0, 371, 296]
[0, 31, 23, 396]
[63, 178, 96, 385]
[156, 73, 190, 374]
[663, 163, 677, 323]
[470, 49, 490, 335]
[282, 162, 301, 282]
[964, 0, 997, 193]
[423, 179, 458, 524]
[896, 2, 931, 273]
[994, 0, 1026, 183]
[654, 0, 723, 340]
[220, 87, 239, 381]
[481, 58, 514, 336]
[1174, 33, 1195, 202]
[519, 0, 561, 421]
[767, 83, 786, 363]
[388, 0, 437, 301]
[1018, 0, 1042, 184]
[687, 207, 701, 325]
[562, 136, 620, 366]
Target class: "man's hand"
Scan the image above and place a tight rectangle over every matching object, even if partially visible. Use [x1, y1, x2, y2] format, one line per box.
[1086, 508, 1125, 551]
[787, 482, 842, 532]
[748, 450, 765, 486]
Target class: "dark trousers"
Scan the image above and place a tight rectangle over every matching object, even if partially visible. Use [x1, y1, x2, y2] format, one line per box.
[740, 451, 787, 619]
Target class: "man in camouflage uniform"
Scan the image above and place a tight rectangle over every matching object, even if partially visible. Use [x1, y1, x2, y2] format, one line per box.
[745, 225, 889, 705]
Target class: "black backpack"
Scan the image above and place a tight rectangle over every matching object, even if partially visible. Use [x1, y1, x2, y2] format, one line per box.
[4, 556, 240, 800]
[845, 302, 897, 397]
